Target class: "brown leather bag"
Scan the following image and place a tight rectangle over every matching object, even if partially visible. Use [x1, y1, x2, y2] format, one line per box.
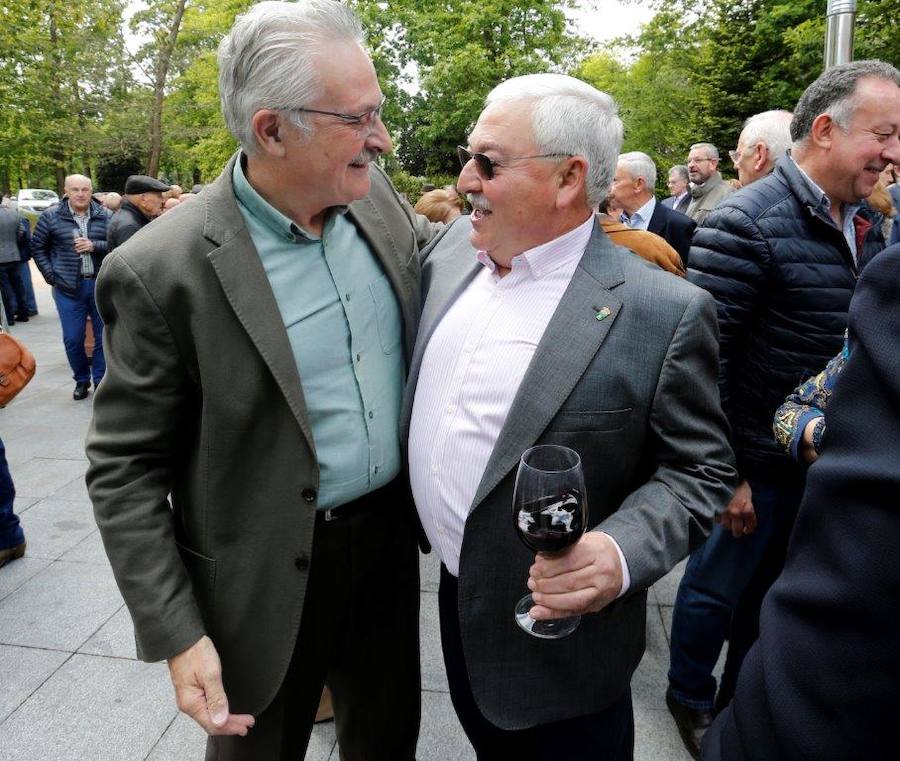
[0, 330, 36, 407]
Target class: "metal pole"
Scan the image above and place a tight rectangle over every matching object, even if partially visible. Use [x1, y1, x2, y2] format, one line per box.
[824, 0, 857, 69]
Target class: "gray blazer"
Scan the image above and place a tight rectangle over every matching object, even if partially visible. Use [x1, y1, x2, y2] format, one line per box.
[86, 152, 437, 716]
[401, 216, 736, 730]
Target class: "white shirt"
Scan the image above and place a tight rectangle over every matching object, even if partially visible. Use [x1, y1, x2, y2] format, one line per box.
[409, 215, 630, 595]
[621, 196, 656, 231]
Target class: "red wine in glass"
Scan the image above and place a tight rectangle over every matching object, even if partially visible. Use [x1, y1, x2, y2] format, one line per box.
[512, 445, 587, 639]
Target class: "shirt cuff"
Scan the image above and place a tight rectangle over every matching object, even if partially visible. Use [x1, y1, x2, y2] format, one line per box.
[602, 532, 631, 598]
[789, 410, 824, 462]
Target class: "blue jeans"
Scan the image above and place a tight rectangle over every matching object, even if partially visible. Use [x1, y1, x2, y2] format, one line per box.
[52, 279, 105, 385]
[19, 261, 37, 314]
[667, 473, 806, 709]
[0, 437, 25, 550]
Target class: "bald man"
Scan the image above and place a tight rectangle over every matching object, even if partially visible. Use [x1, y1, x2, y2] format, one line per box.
[32, 174, 109, 400]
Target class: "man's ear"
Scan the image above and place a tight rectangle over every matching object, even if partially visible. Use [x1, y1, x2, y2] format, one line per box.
[809, 112, 837, 150]
[251, 109, 287, 157]
[753, 142, 769, 173]
[556, 156, 589, 209]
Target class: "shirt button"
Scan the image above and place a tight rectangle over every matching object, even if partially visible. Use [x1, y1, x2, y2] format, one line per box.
[302, 488, 317, 504]
[368, 410, 374, 419]
[373, 466, 379, 475]
[463, 344, 473, 353]
[447, 404, 456, 413]
[345, 293, 351, 302]
[356, 353, 361, 362]
[431, 464, 438, 474]
[295, 556, 309, 571]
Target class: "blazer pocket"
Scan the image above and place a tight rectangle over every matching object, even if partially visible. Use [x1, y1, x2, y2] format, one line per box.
[176, 540, 217, 592]
[548, 408, 633, 433]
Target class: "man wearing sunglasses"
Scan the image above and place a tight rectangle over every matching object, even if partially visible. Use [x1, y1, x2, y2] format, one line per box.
[403, 73, 735, 759]
[85, 2, 438, 760]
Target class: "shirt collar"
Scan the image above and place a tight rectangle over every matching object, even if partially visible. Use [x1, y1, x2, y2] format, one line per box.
[789, 155, 863, 222]
[475, 215, 594, 280]
[624, 196, 655, 226]
[231, 152, 347, 242]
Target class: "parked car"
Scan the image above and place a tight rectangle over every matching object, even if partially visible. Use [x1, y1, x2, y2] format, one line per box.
[12, 188, 59, 215]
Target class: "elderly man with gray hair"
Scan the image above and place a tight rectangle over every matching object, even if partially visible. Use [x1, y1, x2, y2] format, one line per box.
[666, 60, 900, 760]
[685, 142, 735, 224]
[612, 150, 696, 267]
[85, 2, 438, 759]
[405, 73, 735, 760]
[728, 109, 793, 187]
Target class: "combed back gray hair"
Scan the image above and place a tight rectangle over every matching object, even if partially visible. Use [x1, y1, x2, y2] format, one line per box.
[218, 0, 365, 153]
[669, 165, 689, 183]
[485, 74, 624, 208]
[689, 142, 720, 160]
[791, 59, 900, 144]
[618, 151, 657, 189]
[740, 110, 793, 162]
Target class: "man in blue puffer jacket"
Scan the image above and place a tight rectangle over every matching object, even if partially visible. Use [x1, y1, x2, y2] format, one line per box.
[32, 174, 108, 400]
[665, 59, 899, 759]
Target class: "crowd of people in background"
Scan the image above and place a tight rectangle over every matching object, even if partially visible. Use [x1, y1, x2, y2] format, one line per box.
[1, 3, 899, 759]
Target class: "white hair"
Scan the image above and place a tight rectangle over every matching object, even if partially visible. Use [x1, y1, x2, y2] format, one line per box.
[689, 142, 720, 160]
[485, 74, 624, 208]
[217, 0, 365, 154]
[618, 151, 657, 189]
[740, 110, 793, 162]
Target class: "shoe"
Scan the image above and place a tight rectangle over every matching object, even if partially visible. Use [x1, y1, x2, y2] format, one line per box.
[28, 310, 38, 317]
[73, 382, 90, 400]
[0, 541, 26, 569]
[15, 314, 29, 322]
[666, 687, 713, 760]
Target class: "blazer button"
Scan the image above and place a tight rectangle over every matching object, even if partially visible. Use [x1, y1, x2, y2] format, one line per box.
[302, 488, 317, 504]
[295, 556, 309, 571]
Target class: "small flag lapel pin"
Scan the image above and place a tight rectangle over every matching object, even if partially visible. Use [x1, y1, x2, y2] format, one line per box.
[595, 306, 612, 321]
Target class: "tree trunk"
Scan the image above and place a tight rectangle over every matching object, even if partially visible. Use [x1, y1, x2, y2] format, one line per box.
[146, 0, 188, 177]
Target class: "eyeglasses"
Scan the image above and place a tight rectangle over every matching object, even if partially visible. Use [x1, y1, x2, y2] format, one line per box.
[293, 95, 386, 128]
[457, 146, 572, 181]
[687, 156, 713, 165]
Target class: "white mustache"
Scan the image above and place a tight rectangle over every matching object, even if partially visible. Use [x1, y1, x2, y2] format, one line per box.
[467, 193, 492, 212]
[350, 149, 379, 167]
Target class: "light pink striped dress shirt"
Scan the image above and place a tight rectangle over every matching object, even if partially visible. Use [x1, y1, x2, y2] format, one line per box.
[409, 216, 630, 588]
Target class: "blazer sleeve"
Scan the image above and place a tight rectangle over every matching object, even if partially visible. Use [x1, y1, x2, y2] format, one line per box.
[85, 252, 207, 663]
[599, 288, 737, 589]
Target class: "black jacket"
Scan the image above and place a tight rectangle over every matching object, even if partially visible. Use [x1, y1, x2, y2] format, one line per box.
[702, 242, 900, 761]
[31, 198, 109, 295]
[688, 156, 884, 478]
[107, 199, 151, 252]
[647, 200, 696, 268]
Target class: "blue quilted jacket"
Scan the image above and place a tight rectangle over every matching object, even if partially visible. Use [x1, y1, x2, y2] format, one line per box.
[688, 156, 884, 478]
[31, 197, 109, 295]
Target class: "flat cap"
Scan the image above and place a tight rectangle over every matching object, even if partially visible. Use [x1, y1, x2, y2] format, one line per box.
[124, 175, 170, 194]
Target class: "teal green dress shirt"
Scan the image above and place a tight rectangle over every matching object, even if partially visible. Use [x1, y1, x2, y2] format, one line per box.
[232, 156, 404, 509]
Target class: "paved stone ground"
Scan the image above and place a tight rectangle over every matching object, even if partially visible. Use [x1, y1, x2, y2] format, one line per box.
[0, 267, 696, 760]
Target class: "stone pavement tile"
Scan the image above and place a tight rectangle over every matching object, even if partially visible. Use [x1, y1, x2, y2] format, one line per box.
[52, 470, 91, 502]
[2, 422, 88, 467]
[145, 713, 206, 761]
[415, 690, 475, 761]
[0, 653, 175, 761]
[79, 604, 137, 660]
[634, 705, 695, 761]
[307, 720, 338, 761]
[13, 497, 96, 561]
[0, 644, 70, 723]
[5, 457, 87, 500]
[652, 558, 686, 606]
[632, 606, 670, 700]
[420, 549, 440, 592]
[0, 556, 51, 601]
[420, 590, 448, 692]
[60, 528, 108, 566]
[0, 561, 123, 651]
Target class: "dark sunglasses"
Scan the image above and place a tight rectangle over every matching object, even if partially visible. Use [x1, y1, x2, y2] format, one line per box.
[456, 146, 572, 181]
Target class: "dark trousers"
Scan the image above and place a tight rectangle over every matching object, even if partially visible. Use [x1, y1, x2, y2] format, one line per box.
[0, 262, 29, 321]
[52, 280, 105, 384]
[439, 565, 634, 761]
[667, 473, 806, 710]
[206, 481, 421, 761]
[0, 437, 25, 550]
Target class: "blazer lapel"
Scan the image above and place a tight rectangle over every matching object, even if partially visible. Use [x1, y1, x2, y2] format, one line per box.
[204, 154, 317, 456]
[471, 223, 627, 510]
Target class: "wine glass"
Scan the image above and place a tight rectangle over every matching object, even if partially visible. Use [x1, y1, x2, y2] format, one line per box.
[512, 444, 587, 639]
